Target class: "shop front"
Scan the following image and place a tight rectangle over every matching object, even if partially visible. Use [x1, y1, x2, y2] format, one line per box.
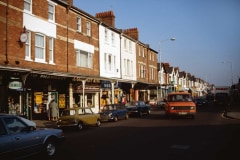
[100, 80, 123, 111]
[72, 81, 100, 113]
[0, 70, 30, 118]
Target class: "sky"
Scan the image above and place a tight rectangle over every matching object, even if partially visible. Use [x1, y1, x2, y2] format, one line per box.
[73, 0, 240, 86]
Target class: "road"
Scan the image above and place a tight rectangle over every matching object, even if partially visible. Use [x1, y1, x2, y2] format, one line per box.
[51, 104, 240, 160]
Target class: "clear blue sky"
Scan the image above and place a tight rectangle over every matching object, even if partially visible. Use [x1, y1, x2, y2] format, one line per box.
[73, 0, 240, 86]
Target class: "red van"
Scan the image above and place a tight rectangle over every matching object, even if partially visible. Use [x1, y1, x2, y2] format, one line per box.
[164, 92, 196, 119]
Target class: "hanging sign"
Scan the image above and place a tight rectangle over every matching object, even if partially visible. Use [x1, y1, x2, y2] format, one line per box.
[8, 81, 22, 90]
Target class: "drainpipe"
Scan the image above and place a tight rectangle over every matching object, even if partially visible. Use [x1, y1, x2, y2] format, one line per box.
[66, 5, 70, 72]
[4, 0, 9, 64]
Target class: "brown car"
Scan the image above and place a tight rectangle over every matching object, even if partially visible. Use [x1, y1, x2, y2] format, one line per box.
[57, 107, 101, 130]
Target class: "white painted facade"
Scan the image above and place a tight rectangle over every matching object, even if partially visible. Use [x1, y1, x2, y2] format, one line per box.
[120, 36, 137, 82]
[99, 25, 121, 79]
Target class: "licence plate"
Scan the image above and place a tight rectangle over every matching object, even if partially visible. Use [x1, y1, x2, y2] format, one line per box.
[179, 112, 187, 115]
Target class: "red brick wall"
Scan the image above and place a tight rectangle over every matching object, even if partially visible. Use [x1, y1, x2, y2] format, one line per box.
[0, 0, 99, 77]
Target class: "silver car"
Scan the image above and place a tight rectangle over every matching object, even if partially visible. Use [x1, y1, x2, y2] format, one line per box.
[0, 113, 65, 159]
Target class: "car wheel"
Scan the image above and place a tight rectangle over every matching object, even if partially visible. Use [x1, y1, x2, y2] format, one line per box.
[113, 116, 118, 122]
[125, 113, 129, 120]
[147, 110, 150, 115]
[96, 119, 101, 127]
[44, 138, 56, 157]
[77, 122, 83, 130]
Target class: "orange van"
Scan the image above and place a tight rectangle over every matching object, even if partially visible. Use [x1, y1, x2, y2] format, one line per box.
[164, 92, 196, 119]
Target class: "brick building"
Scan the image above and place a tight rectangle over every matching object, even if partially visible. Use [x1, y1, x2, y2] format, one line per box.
[0, 0, 158, 119]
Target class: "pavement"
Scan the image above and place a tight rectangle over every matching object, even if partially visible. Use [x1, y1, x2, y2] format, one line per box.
[223, 103, 240, 120]
[33, 104, 240, 128]
[33, 119, 58, 128]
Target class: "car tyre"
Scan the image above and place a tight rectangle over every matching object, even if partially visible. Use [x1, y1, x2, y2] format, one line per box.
[113, 116, 118, 122]
[125, 113, 129, 120]
[147, 110, 150, 115]
[44, 138, 56, 157]
[96, 119, 101, 127]
[77, 122, 83, 130]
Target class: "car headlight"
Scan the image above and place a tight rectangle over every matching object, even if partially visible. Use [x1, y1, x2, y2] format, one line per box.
[190, 106, 195, 110]
[170, 107, 175, 110]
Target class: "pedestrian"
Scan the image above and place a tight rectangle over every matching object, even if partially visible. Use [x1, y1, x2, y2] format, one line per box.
[224, 94, 231, 112]
[49, 99, 59, 121]
[47, 105, 51, 121]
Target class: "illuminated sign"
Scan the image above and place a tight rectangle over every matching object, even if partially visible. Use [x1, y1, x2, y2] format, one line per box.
[8, 81, 22, 90]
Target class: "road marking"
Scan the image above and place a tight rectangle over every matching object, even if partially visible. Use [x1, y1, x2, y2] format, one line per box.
[170, 144, 190, 150]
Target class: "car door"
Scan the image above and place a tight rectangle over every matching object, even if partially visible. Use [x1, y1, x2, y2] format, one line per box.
[3, 117, 41, 156]
[0, 119, 13, 156]
[117, 105, 126, 119]
[82, 108, 97, 125]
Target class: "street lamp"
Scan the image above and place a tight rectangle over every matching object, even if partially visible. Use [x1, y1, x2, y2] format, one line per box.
[158, 37, 176, 101]
[158, 38, 176, 63]
[222, 61, 233, 86]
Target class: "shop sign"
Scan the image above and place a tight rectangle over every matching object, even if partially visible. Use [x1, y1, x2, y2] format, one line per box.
[74, 84, 100, 93]
[8, 81, 22, 90]
[58, 94, 66, 108]
[100, 80, 121, 89]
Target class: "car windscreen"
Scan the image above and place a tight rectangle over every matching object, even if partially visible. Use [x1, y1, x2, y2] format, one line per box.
[103, 105, 116, 111]
[168, 94, 192, 102]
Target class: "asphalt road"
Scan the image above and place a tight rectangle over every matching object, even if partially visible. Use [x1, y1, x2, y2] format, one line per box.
[47, 104, 240, 160]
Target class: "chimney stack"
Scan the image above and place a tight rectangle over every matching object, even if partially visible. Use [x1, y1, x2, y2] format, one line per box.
[96, 11, 115, 27]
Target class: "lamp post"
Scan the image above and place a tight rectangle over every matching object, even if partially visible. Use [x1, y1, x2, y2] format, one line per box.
[158, 38, 176, 101]
[222, 61, 233, 86]
[158, 38, 176, 64]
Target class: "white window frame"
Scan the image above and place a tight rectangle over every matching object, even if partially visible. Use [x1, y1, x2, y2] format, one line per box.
[76, 50, 93, 68]
[25, 31, 31, 61]
[104, 28, 108, 43]
[108, 54, 112, 71]
[24, 0, 32, 13]
[49, 37, 54, 64]
[111, 32, 115, 46]
[124, 39, 127, 51]
[86, 21, 91, 36]
[138, 46, 141, 56]
[104, 53, 107, 71]
[129, 41, 132, 53]
[48, 3, 55, 22]
[77, 17, 82, 32]
[35, 33, 46, 63]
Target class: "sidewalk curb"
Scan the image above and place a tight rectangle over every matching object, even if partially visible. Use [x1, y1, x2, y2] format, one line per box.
[223, 111, 240, 120]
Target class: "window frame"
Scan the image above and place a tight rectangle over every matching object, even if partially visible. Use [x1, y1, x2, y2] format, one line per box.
[49, 37, 54, 64]
[86, 21, 91, 36]
[77, 17, 82, 32]
[25, 31, 32, 61]
[48, 3, 55, 22]
[35, 33, 46, 63]
[24, 0, 32, 13]
[76, 50, 93, 68]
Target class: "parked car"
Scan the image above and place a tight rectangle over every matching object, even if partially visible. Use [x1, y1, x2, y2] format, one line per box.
[195, 97, 207, 106]
[125, 101, 150, 116]
[100, 103, 129, 122]
[164, 92, 196, 119]
[0, 113, 64, 159]
[57, 107, 101, 130]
